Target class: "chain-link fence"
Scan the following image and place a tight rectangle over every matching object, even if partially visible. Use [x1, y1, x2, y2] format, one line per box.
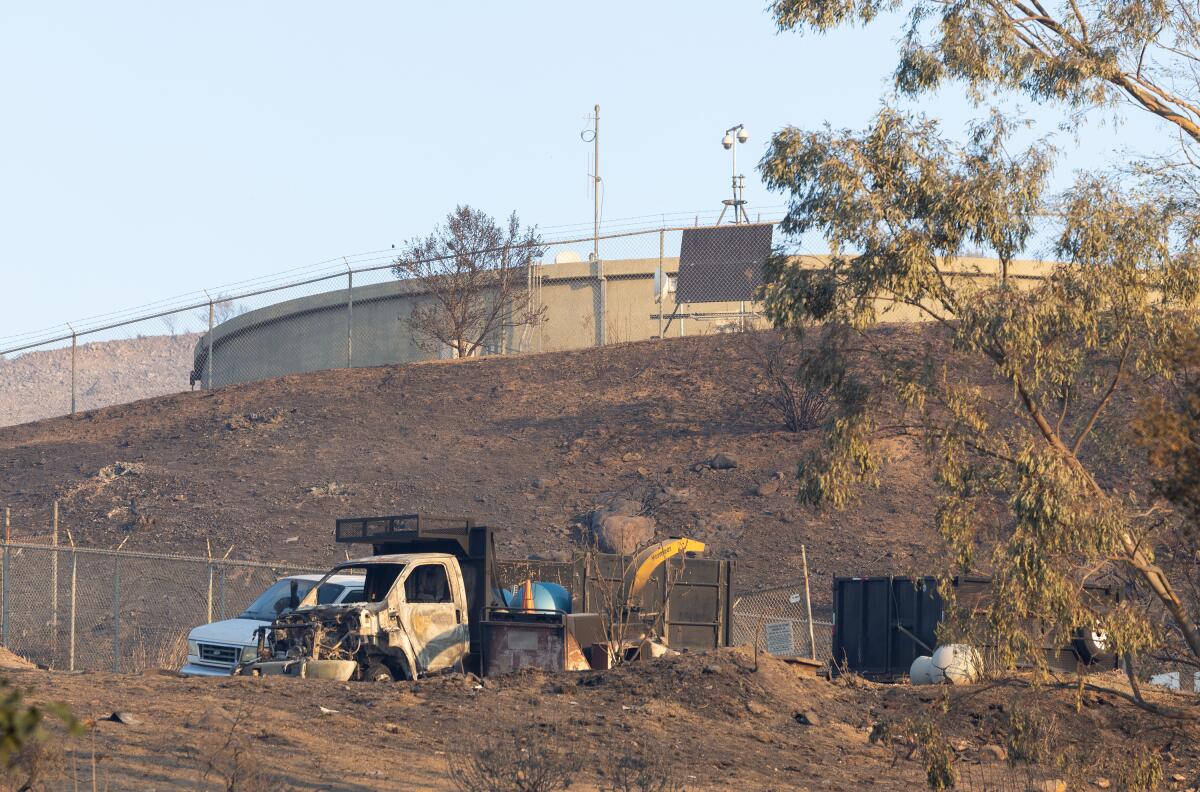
[1, 212, 1065, 428]
[0, 541, 323, 673]
[0, 538, 827, 673]
[731, 578, 833, 662]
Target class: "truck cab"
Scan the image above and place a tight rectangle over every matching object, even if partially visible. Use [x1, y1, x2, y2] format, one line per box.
[249, 553, 471, 681]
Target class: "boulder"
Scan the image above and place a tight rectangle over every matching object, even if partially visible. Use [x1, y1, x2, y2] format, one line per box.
[1027, 781, 1066, 792]
[707, 452, 739, 470]
[980, 744, 1007, 763]
[755, 479, 781, 497]
[590, 496, 641, 528]
[592, 513, 655, 555]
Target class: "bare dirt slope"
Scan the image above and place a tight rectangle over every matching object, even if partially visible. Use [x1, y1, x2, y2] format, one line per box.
[8, 648, 1197, 791]
[0, 331, 941, 601]
[0, 334, 199, 428]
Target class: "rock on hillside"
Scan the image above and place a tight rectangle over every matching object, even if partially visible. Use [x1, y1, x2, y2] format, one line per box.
[0, 334, 199, 427]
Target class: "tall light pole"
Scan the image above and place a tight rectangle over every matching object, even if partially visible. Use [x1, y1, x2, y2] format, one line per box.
[718, 123, 749, 224]
[592, 104, 600, 261]
[582, 104, 605, 345]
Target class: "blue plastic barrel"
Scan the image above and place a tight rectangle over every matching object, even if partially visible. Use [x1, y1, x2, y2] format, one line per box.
[502, 581, 571, 613]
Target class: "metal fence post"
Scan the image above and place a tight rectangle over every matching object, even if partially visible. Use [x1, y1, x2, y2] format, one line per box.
[1, 508, 6, 649]
[69, 330, 77, 417]
[51, 501, 59, 666]
[218, 565, 227, 620]
[658, 229, 665, 339]
[802, 544, 816, 660]
[205, 536, 214, 624]
[597, 257, 607, 347]
[2, 541, 9, 649]
[68, 549, 76, 672]
[206, 297, 214, 389]
[112, 556, 121, 673]
[346, 265, 354, 369]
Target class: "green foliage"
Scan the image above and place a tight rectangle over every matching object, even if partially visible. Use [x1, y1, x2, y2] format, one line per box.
[0, 684, 43, 770]
[0, 679, 77, 790]
[914, 720, 957, 791]
[1120, 750, 1163, 792]
[770, 0, 1200, 145]
[1005, 703, 1055, 765]
[872, 717, 958, 790]
[760, 105, 1200, 668]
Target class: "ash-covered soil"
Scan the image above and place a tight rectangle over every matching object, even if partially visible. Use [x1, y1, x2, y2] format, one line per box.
[8, 647, 1197, 791]
[0, 331, 946, 601]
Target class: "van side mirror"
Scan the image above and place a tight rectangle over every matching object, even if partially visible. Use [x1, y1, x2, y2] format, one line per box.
[288, 580, 299, 611]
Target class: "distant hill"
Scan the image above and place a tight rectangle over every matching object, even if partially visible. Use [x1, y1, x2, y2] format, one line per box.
[0, 334, 199, 427]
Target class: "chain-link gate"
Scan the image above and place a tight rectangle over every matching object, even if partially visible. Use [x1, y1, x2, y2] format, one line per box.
[731, 579, 833, 662]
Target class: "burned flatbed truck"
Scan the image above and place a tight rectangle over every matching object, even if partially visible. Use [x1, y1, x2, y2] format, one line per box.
[239, 514, 733, 681]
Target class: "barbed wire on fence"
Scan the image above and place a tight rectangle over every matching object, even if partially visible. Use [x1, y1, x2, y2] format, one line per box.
[0, 214, 1066, 427]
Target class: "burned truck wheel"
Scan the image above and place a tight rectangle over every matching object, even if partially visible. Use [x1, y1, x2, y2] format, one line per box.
[361, 660, 395, 682]
[1072, 629, 1112, 665]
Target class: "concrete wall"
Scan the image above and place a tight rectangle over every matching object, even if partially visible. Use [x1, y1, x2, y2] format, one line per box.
[191, 255, 1052, 388]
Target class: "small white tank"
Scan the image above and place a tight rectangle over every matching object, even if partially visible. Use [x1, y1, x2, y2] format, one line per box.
[931, 644, 980, 684]
[909, 655, 934, 685]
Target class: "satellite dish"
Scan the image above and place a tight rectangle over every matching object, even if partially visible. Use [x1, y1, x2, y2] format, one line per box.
[554, 250, 583, 264]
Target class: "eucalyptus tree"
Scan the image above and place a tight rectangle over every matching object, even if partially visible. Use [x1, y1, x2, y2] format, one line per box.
[761, 0, 1200, 681]
[760, 109, 1200, 677]
[771, 0, 1200, 144]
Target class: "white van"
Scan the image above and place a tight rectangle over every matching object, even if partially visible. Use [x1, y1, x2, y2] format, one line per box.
[180, 573, 364, 676]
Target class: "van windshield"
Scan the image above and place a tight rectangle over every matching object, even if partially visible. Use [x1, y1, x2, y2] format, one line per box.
[241, 579, 316, 621]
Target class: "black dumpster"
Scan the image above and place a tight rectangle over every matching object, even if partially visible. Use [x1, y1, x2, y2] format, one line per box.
[832, 576, 942, 679]
[832, 575, 1120, 680]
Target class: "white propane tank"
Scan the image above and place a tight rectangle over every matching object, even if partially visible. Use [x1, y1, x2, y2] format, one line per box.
[931, 644, 980, 685]
[909, 655, 934, 685]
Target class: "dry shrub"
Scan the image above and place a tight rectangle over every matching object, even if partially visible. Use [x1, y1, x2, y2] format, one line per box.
[448, 732, 580, 792]
[873, 699, 1093, 792]
[869, 716, 956, 790]
[599, 750, 685, 792]
[197, 707, 291, 792]
[0, 737, 63, 791]
[736, 330, 832, 432]
[1005, 703, 1056, 766]
[127, 630, 188, 673]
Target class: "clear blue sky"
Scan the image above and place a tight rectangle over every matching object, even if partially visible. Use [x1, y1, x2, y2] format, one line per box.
[0, 2, 1162, 343]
